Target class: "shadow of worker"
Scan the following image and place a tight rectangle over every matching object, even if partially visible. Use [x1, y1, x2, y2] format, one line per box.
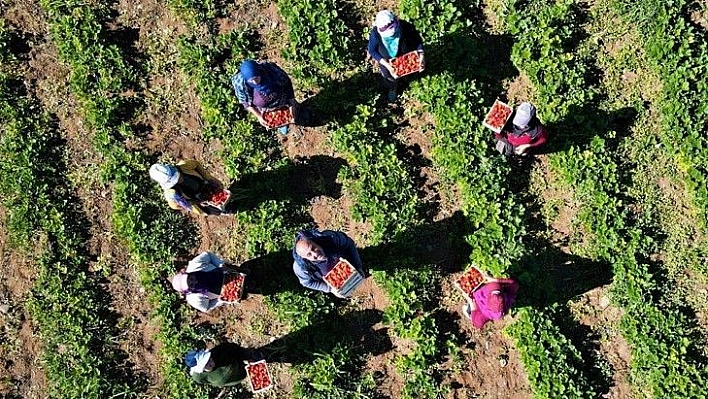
[226, 155, 348, 212]
[257, 309, 392, 366]
[512, 242, 614, 308]
[237, 249, 302, 298]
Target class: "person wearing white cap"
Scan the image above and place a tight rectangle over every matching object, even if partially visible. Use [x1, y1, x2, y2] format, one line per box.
[185, 343, 249, 387]
[494, 102, 548, 156]
[367, 10, 424, 102]
[171, 251, 243, 312]
[149, 160, 228, 215]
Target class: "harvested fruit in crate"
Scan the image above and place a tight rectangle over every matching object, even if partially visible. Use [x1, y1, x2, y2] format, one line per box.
[324, 260, 355, 290]
[209, 190, 230, 206]
[246, 361, 272, 392]
[220, 273, 245, 302]
[457, 267, 486, 296]
[262, 107, 293, 128]
[484, 100, 513, 133]
[391, 51, 422, 77]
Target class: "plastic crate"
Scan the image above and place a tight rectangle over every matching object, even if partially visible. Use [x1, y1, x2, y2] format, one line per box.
[454, 266, 488, 304]
[262, 107, 294, 129]
[246, 359, 273, 393]
[204, 189, 232, 211]
[323, 258, 364, 298]
[391, 50, 423, 77]
[219, 272, 246, 303]
[483, 99, 513, 133]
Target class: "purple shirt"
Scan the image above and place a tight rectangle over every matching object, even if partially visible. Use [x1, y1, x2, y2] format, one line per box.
[470, 279, 519, 329]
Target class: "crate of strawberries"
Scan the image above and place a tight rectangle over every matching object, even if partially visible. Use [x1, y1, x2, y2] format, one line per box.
[390, 50, 423, 78]
[454, 266, 488, 303]
[323, 258, 364, 298]
[246, 359, 273, 393]
[262, 106, 294, 129]
[219, 272, 246, 303]
[203, 188, 232, 211]
[483, 99, 513, 133]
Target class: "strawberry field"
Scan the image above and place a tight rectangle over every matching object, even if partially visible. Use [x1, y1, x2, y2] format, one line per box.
[0, 0, 707, 398]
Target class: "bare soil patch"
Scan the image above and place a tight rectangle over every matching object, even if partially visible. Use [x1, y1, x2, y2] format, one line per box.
[570, 287, 634, 399]
[440, 277, 533, 398]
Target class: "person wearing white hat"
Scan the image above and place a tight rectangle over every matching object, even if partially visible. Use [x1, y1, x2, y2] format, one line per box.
[494, 102, 548, 156]
[149, 160, 228, 215]
[171, 251, 243, 312]
[367, 10, 424, 102]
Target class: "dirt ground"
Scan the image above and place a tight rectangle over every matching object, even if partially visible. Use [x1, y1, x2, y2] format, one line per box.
[0, 0, 652, 398]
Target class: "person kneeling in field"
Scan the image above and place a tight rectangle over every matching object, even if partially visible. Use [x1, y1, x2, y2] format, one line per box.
[231, 59, 310, 135]
[292, 229, 366, 297]
[185, 343, 249, 388]
[171, 252, 243, 313]
[149, 160, 230, 215]
[462, 277, 519, 329]
[494, 102, 548, 156]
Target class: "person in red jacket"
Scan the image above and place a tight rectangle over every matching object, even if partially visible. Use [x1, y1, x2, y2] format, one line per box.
[462, 277, 519, 329]
[495, 102, 548, 156]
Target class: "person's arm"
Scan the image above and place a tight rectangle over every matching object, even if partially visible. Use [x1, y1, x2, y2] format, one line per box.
[165, 189, 203, 214]
[293, 262, 331, 292]
[232, 73, 252, 108]
[187, 252, 222, 272]
[186, 293, 222, 312]
[270, 63, 295, 101]
[233, 73, 268, 127]
[332, 231, 363, 271]
[528, 125, 548, 147]
[367, 29, 385, 62]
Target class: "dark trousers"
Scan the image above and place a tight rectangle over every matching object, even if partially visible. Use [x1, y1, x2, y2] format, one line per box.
[378, 64, 398, 91]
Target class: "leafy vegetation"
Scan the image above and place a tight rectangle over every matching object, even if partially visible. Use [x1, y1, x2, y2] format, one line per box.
[0, 22, 141, 398]
[4, 0, 708, 397]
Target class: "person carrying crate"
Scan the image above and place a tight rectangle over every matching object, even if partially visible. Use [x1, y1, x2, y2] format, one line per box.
[367, 10, 424, 102]
[171, 252, 244, 313]
[231, 59, 309, 135]
[292, 229, 366, 297]
[149, 160, 230, 215]
[185, 343, 249, 388]
[494, 102, 548, 156]
[462, 277, 519, 329]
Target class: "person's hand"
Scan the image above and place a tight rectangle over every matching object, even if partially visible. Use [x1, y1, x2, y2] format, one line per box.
[418, 51, 425, 72]
[256, 115, 269, 128]
[486, 276, 499, 283]
[381, 59, 398, 79]
[514, 144, 530, 155]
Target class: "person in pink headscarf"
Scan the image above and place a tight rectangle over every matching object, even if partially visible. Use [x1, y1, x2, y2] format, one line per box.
[462, 277, 519, 329]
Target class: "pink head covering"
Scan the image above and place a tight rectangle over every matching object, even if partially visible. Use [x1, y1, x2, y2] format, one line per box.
[171, 272, 189, 293]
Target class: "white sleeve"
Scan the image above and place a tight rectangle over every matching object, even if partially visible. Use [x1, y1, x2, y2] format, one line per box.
[186, 293, 220, 313]
[186, 251, 223, 272]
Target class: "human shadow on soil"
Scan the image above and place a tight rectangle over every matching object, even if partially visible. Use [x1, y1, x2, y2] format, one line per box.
[361, 210, 473, 275]
[540, 105, 640, 155]
[257, 309, 392, 366]
[226, 155, 347, 212]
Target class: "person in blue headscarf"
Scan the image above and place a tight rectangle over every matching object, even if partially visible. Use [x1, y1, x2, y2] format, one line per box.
[367, 10, 424, 102]
[231, 59, 302, 134]
[292, 229, 366, 296]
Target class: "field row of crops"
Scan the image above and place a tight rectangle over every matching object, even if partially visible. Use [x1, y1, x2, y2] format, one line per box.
[1, 0, 708, 397]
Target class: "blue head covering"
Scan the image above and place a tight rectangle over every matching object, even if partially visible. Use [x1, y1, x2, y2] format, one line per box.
[184, 350, 198, 367]
[184, 349, 211, 374]
[240, 59, 276, 95]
